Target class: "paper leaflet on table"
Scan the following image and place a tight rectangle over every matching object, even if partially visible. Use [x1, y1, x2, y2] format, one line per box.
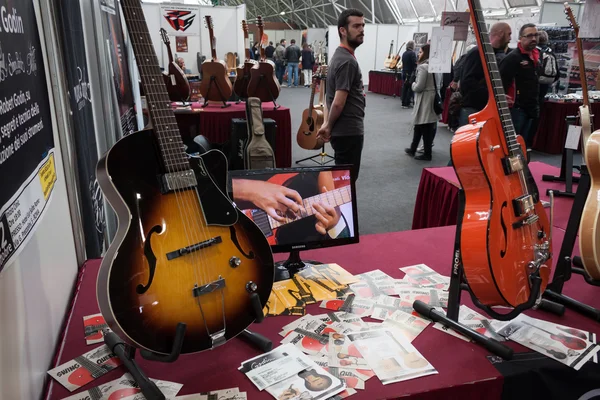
[298, 264, 357, 299]
[320, 294, 374, 317]
[327, 332, 370, 370]
[174, 388, 245, 400]
[61, 373, 183, 400]
[397, 287, 448, 308]
[264, 289, 287, 317]
[309, 354, 375, 382]
[47, 344, 122, 392]
[83, 313, 108, 345]
[495, 314, 600, 370]
[264, 360, 345, 400]
[239, 343, 313, 390]
[380, 309, 431, 342]
[271, 279, 307, 316]
[370, 295, 417, 319]
[349, 270, 396, 297]
[432, 305, 506, 342]
[399, 264, 450, 291]
[347, 329, 437, 385]
[281, 320, 355, 355]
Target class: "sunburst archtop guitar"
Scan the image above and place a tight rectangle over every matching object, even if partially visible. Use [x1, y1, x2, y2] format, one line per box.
[450, 0, 552, 309]
[569, 3, 600, 280]
[97, 0, 274, 355]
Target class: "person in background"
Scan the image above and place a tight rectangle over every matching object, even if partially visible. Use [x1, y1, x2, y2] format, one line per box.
[404, 44, 438, 161]
[401, 41, 417, 108]
[176, 57, 192, 74]
[457, 22, 512, 128]
[265, 41, 276, 60]
[274, 39, 287, 84]
[316, 9, 366, 180]
[285, 39, 302, 87]
[301, 43, 315, 87]
[499, 23, 540, 148]
[529, 30, 557, 144]
[251, 42, 260, 60]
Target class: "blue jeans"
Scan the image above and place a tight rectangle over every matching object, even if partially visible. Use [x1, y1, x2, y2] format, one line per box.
[275, 61, 285, 84]
[287, 62, 299, 87]
[458, 107, 478, 128]
[511, 107, 534, 147]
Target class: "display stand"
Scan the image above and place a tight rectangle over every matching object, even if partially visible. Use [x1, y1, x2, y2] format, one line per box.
[393, 67, 400, 98]
[541, 116, 580, 197]
[103, 292, 271, 399]
[274, 250, 322, 281]
[255, 74, 280, 110]
[295, 144, 335, 166]
[543, 164, 600, 321]
[414, 190, 564, 360]
[201, 75, 231, 108]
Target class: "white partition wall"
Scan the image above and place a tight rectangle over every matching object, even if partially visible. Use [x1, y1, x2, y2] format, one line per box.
[397, 25, 419, 49]
[375, 25, 399, 70]
[327, 24, 379, 86]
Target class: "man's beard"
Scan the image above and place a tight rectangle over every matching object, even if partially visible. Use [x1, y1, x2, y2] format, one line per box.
[347, 34, 364, 49]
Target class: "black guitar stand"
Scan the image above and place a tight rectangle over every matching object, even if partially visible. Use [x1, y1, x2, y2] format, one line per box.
[201, 75, 231, 108]
[541, 116, 580, 197]
[103, 293, 271, 399]
[393, 68, 400, 98]
[543, 164, 600, 321]
[256, 74, 280, 110]
[413, 190, 565, 360]
[296, 144, 335, 166]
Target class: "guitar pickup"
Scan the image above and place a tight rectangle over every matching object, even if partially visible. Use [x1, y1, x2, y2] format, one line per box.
[166, 236, 222, 260]
[512, 195, 534, 217]
[159, 169, 197, 193]
[502, 155, 524, 175]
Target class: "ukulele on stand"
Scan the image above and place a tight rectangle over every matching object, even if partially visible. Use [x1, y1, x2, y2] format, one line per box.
[450, 0, 552, 313]
[159, 28, 190, 102]
[199, 15, 232, 108]
[233, 20, 258, 99]
[247, 16, 281, 108]
[97, 0, 274, 355]
[297, 67, 326, 150]
[568, 2, 600, 281]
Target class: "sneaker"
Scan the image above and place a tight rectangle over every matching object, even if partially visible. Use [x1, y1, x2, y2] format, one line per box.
[401, 105, 409, 109]
[404, 148, 416, 156]
[414, 154, 432, 161]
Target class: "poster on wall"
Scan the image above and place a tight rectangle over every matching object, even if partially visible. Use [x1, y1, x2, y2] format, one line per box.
[100, 0, 137, 137]
[160, 5, 200, 36]
[429, 27, 454, 73]
[441, 12, 470, 41]
[176, 36, 188, 52]
[0, 0, 56, 274]
[412, 32, 428, 52]
[56, 0, 104, 258]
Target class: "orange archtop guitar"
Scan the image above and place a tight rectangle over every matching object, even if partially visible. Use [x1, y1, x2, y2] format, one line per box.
[450, 0, 552, 309]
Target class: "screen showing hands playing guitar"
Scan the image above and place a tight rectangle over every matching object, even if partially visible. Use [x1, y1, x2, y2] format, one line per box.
[230, 166, 358, 251]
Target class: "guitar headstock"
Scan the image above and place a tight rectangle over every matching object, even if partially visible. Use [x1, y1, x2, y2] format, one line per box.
[160, 28, 170, 45]
[564, 2, 579, 37]
[256, 16, 264, 29]
[242, 20, 248, 38]
[204, 15, 214, 30]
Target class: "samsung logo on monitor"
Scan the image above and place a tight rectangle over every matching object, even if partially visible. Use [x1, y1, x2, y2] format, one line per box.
[291, 245, 306, 249]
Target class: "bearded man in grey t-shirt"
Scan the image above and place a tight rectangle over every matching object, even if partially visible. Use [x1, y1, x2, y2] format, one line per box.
[317, 9, 366, 180]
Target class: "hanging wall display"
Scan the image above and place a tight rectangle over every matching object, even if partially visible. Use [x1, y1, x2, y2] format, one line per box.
[160, 5, 200, 36]
[100, 0, 137, 137]
[57, 0, 104, 258]
[0, 0, 56, 273]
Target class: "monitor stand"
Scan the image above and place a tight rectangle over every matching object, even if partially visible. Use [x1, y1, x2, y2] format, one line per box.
[274, 250, 322, 282]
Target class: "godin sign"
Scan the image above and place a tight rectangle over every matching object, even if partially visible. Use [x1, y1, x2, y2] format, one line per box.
[0, 7, 24, 34]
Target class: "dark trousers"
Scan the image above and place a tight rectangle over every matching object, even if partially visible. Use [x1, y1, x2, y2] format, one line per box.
[409, 123, 436, 156]
[511, 107, 535, 148]
[401, 76, 414, 106]
[275, 61, 285, 84]
[330, 135, 364, 181]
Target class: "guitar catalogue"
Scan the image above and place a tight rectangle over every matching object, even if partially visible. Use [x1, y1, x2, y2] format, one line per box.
[568, 3, 600, 280]
[97, 0, 274, 355]
[450, 0, 552, 308]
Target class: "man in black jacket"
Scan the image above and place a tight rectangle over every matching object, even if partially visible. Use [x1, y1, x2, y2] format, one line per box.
[457, 22, 512, 127]
[285, 39, 302, 87]
[400, 41, 417, 108]
[499, 23, 540, 147]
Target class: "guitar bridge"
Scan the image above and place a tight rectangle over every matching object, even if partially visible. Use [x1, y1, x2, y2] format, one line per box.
[159, 170, 196, 193]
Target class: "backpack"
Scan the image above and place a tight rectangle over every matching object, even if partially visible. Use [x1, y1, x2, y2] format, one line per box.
[245, 97, 276, 169]
[539, 48, 558, 85]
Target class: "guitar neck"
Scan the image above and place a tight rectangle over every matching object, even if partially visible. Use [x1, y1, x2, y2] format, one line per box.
[121, 0, 188, 173]
[469, 0, 521, 157]
[308, 81, 317, 113]
[269, 186, 351, 229]
[576, 37, 589, 107]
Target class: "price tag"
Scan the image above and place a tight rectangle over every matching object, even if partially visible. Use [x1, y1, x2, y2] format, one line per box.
[565, 125, 582, 150]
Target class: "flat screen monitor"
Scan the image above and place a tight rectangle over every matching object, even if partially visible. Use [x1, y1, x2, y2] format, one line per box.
[230, 165, 359, 280]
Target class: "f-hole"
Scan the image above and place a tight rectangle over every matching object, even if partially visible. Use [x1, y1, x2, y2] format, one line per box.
[500, 202, 508, 258]
[137, 225, 163, 294]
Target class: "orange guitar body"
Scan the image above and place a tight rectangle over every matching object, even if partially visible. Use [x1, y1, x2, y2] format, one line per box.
[451, 108, 552, 307]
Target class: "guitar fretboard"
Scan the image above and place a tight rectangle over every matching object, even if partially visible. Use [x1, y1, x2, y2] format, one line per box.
[121, 0, 189, 173]
[269, 186, 351, 229]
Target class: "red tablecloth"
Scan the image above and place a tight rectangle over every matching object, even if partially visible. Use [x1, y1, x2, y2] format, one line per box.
[45, 224, 598, 400]
[368, 70, 403, 96]
[173, 101, 292, 168]
[533, 101, 600, 154]
[412, 162, 576, 231]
